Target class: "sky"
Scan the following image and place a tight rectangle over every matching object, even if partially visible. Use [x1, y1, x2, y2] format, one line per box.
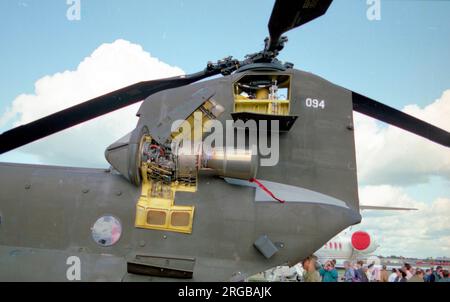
[0, 0, 449, 258]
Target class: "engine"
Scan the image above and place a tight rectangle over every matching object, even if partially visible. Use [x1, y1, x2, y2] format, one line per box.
[105, 96, 258, 234]
[139, 136, 258, 185]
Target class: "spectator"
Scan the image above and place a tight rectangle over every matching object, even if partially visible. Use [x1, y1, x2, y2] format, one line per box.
[363, 266, 370, 281]
[404, 263, 413, 280]
[343, 261, 355, 282]
[388, 268, 398, 282]
[433, 266, 443, 282]
[302, 256, 321, 282]
[409, 269, 425, 282]
[380, 265, 389, 282]
[319, 260, 338, 282]
[425, 269, 435, 282]
[437, 270, 449, 282]
[367, 263, 380, 282]
[354, 260, 369, 282]
[395, 268, 408, 282]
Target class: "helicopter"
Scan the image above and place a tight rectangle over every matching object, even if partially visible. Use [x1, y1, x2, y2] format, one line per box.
[0, 0, 449, 282]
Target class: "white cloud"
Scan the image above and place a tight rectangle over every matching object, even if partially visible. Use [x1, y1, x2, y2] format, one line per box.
[357, 185, 450, 258]
[354, 90, 450, 186]
[0, 39, 184, 167]
[352, 90, 450, 258]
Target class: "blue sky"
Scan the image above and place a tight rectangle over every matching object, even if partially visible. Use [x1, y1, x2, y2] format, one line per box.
[1, 0, 450, 117]
[0, 0, 449, 258]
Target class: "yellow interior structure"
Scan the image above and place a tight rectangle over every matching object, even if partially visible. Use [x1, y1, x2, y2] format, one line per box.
[233, 74, 291, 116]
[135, 100, 218, 234]
[135, 164, 196, 234]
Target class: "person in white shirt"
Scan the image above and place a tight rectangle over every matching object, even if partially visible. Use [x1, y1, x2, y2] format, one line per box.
[388, 268, 398, 282]
[367, 263, 380, 282]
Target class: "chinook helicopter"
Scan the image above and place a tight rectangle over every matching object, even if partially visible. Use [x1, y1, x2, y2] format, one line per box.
[0, 1, 449, 282]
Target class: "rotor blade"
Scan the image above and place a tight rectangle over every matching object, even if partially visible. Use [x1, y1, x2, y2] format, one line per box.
[360, 205, 418, 211]
[0, 70, 218, 154]
[352, 92, 450, 148]
[267, 0, 333, 51]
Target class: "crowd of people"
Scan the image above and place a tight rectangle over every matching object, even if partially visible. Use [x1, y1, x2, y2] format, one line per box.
[301, 255, 450, 282]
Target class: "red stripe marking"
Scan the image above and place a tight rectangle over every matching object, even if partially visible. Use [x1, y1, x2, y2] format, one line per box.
[249, 178, 285, 204]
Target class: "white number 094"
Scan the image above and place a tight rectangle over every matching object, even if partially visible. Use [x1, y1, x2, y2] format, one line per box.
[305, 98, 325, 109]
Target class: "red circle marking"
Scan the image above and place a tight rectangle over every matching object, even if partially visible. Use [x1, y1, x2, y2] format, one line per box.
[351, 231, 371, 251]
